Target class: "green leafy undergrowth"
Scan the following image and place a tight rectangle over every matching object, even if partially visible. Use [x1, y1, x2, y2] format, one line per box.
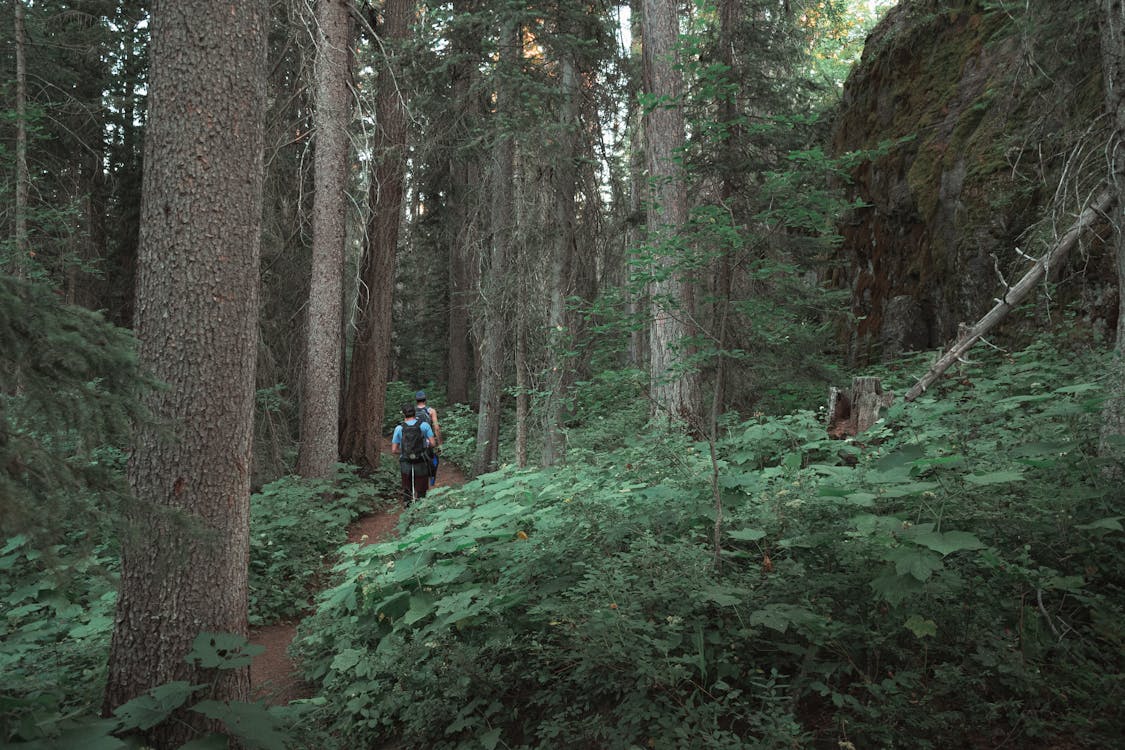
[292, 340, 1121, 748]
[4, 632, 305, 748]
[0, 533, 117, 742]
[249, 462, 397, 626]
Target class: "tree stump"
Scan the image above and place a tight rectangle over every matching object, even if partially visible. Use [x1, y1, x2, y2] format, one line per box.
[828, 377, 894, 438]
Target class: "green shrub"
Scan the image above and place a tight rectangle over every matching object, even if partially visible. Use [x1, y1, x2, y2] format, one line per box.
[249, 462, 398, 626]
[292, 337, 1124, 748]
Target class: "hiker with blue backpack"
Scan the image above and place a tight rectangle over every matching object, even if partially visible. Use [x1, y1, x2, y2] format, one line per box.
[412, 390, 441, 483]
[391, 402, 436, 507]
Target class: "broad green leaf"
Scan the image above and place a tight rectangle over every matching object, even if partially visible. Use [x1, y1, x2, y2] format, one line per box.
[470, 499, 517, 519]
[191, 701, 291, 750]
[879, 481, 938, 498]
[372, 590, 412, 620]
[964, 470, 1024, 485]
[1, 535, 28, 555]
[850, 514, 906, 534]
[423, 562, 468, 585]
[431, 588, 484, 629]
[700, 586, 743, 607]
[114, 681, 203, 731]
[874, 445, 925, 471]
[330, 648, 364, 672]
[33, 720, 128, 750]
[910, 530, 985, 556]
[843, 492, 876, 507]
[870, 569, 925, 604]
[748, 604, 821, 633]
[1054, 382, 1100, 394]
[480, 727, 503, 750]
[404, 593, 437, 625]
[68, 615, 112, 639]
[727, 528, 766, 542]
[1075, 517, 1123, 532]
[904, 614, 937, 639]
[718, 472, 761, 490]
[887, 548, 942, 581]
[382, 551, 432, 584]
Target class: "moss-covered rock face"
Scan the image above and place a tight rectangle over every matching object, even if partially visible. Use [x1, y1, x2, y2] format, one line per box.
[832, 0, 1108, 362]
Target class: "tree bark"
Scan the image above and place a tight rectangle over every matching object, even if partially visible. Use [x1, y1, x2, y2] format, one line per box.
[13, 0, 29, 276]
[641, 0, 701, 422]
[298, 0, 352, 479]
[543, 55, 580, 466]
[446, 0, 483, 406]
[340, 0, 412, 469]
[103, 1, 267, 746]
[828, 377, 895, 437]
[472, 21, 519, 476]
[515, 230, 529, 469]
[1100, 0, 1125, 456]
[904, 187, 1115, 402]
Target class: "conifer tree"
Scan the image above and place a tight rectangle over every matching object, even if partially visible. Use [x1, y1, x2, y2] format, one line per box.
[298, 0, 352, 479]
[102, 1, 267, 745]
[341, 0, 413, 469]
[641, 0, 701, 421]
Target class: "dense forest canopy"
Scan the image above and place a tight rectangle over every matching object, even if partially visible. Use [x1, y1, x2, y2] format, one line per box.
[2, 0, 1123, 748]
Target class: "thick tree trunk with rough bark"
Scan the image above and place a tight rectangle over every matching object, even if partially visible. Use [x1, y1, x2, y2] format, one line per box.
[298, 0, 352, 478]
[340, 0, 411, 469]
[102, 1, 266, 746]
[1100, 0, 1125, 457]
[446, 0, 482, 406]
[641, 0, 701, 422]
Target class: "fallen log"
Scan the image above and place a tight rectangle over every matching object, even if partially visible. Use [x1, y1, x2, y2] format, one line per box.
[904, 186, 1116, 402]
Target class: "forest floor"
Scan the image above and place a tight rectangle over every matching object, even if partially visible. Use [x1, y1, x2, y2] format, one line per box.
[249, 441, 467, 704]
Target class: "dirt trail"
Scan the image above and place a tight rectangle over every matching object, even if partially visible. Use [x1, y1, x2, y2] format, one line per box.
[249, 445, 467, 703]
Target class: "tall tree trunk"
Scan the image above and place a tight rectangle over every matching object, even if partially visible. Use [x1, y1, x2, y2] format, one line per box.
[446, 0, 482, 406]
[543, 55, 580, 466]
[515, 193, 530, 468]
[298, 0, 352, 478]
[340, 0, 412, 468]
[107, 0, 146, 327]
[712, 0, 741, 412]
[641, 0, 700, 422]
[472, 22, 519, 476]
[623, 0, 646, 368]
[13, 0, 29, 276]
[79, 138, 109, 310]
[1100, 0, 1125, 456]
[103, 1, 267, 746]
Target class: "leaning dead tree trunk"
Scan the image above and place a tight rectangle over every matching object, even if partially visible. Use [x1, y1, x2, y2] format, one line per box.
[905, 186, 1116, 402]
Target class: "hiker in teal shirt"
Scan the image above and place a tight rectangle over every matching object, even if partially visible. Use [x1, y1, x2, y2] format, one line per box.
[391, 403, 435, 507]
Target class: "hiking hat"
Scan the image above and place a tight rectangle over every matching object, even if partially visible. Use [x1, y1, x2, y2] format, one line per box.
[415, 390, 427, 401]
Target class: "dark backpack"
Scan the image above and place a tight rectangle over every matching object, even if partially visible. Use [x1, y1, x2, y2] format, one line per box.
[414, 405, 433, 428]
[400, 420, 428, 463]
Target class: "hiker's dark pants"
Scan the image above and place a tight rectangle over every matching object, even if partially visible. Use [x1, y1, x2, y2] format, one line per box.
[400, 461, 429, 506]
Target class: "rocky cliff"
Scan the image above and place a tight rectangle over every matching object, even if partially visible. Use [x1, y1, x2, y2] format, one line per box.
[831, 0, 1112, 363]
